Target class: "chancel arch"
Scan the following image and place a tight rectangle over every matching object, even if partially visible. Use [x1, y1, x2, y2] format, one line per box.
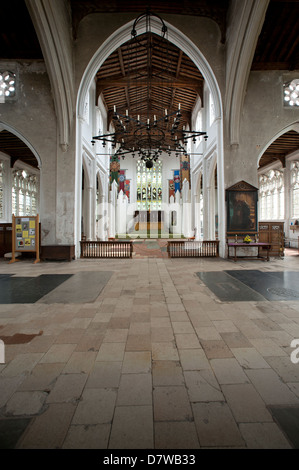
[76, 14, 224, 254]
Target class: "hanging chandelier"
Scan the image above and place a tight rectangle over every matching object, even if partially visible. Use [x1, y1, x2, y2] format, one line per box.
[91, 10, 208, 167]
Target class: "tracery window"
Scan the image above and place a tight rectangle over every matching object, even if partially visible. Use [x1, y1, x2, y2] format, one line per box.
[136, 160, 162, 211]
[290, 161, 299, 218]
[0, 71, 16, 101]
[259, 169, 284, 220]
[12, 169, 38, 216]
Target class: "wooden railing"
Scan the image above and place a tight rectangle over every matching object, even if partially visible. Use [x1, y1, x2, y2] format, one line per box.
[167, 240, 219, 258]
[80, 240, 133, 259]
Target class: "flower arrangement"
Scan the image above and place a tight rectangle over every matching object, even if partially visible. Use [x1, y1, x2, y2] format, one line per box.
[243, 235, 252, 243]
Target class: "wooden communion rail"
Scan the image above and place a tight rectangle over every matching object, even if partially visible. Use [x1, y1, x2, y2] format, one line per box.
[80, 240, 133, 258]
[80, 239, 219, 259]
[167, 240, 219, 258]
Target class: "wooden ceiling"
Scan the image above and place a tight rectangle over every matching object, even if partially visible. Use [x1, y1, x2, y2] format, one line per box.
[252, 0, 299, 71]
[0, 130, 39, 169]
[258, 130, 299, 169]
[95, 31, 203, 152]
[0, 1, 42, 60]
[0, 0, 298, 169]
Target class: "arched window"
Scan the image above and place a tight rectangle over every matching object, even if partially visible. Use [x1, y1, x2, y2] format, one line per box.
[259, 169, 284, 220]
[0, 71, 16, 102]
[290, 161, 299, 218]
[12, 170, 38, 216]
[136, 159, 162, 211]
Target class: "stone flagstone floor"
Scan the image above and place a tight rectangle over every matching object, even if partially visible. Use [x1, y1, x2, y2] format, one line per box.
[1, 251, 299, 449]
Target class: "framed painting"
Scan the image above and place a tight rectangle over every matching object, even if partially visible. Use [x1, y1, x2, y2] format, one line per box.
[226, 181, 258, 233]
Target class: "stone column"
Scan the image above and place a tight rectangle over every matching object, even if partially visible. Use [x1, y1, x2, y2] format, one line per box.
[85, 186, 94, 241]
[109, 180, 118, 238]
[202, 161, 209, 240]
[182, 179, 192, 238]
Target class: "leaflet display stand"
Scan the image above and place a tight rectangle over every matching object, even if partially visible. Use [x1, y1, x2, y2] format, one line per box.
[9, 214, 40, 264]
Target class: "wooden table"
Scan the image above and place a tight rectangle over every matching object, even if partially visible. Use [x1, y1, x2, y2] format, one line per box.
[227, 242, 272, 262]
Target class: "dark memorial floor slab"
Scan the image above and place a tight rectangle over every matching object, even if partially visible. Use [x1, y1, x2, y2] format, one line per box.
[0, 418, 31, 449]
[226, 270, 299, 301]
[0, 272, 113, 304]
[38, 271, 113, 303]
[0, 274, 72, 303]
[197, 270, 299, 302]
[268, 406, 299, 448]
[196, 271, 265, 302]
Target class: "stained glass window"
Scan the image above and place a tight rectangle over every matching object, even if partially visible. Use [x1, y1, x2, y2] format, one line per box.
[136, 160, 162, 210]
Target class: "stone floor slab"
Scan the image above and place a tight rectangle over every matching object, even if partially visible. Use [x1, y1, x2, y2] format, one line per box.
[108, 405, 153, 449]
[152, 360, 185, 386]
[17, 403, 76, 449]
[221, 383, 273, 422]
[192, 402, 245, 448]
[5, 391, 48, 416]
[153, 386, 193, 422]
[210, 358, 250, 384]
[62, 424, 111, 449]
[239, 422, 292, 449]
[117, 373, 152, 406]
[154, 421, 200, 449]
[245, 369, 299, 405]
[71, 388, 117, 425]
[184, 370, 224, 402]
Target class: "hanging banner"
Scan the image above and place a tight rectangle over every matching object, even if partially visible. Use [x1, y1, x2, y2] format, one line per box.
[180, 154, 190, 188]
[169, 180, 175, 201]
[119, 170, 125, 193]
[124, 179, 130, 202]
[174, 170, 181, 192]
[110, 155, 120, 188]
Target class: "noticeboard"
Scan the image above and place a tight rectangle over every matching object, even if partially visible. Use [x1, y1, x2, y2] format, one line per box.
[10, 214, 40, 264]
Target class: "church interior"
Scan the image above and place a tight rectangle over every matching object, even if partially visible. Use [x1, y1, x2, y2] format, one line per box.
[0, 0, 299, 451]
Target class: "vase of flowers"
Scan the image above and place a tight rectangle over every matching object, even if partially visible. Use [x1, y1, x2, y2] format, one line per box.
[243, 235, 252, 244]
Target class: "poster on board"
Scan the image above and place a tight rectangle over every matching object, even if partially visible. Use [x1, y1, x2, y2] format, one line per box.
[10, 214, 40, 264]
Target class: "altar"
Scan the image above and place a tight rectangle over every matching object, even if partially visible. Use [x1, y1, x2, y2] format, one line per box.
[227, 241, 272, 262]
[134, 210, 164, 231]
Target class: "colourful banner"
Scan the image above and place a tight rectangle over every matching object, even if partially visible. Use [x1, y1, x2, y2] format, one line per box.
[174, 170, 180, 192]
[169, 180, 175, 201]
[124, 179, 130, 202]
[110, 155, 120, 188]
[119, 170, 125, 192]
[180, 154, 190, 187]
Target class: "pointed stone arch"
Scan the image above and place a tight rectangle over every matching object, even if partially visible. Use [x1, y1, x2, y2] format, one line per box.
[257, 123, 299, 168]
[76, 16, 226, 255]
[0, 121, 42, 169]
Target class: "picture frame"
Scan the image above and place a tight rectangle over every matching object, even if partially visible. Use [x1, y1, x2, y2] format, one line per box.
[226, 181, 258, 233]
